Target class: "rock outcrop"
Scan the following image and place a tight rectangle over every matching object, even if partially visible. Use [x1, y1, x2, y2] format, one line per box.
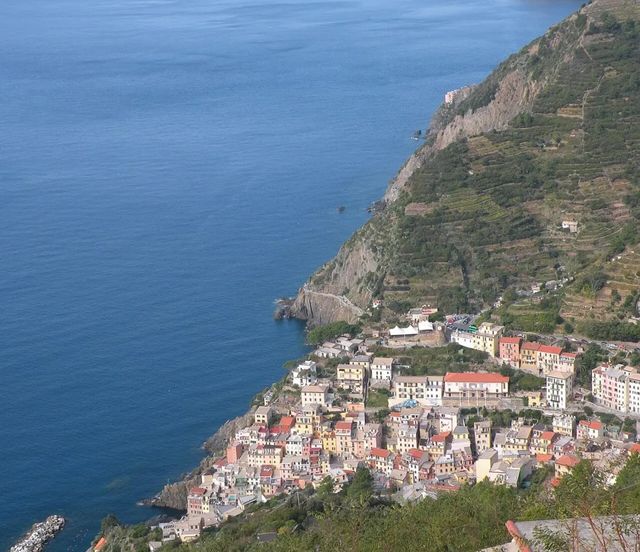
[289, 233, 376, 326]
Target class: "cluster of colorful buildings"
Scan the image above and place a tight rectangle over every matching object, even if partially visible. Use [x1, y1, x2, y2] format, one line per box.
[446, 321, 580, 411]
[163, 395, 637, 545]
[498, 338, 578, 377]
[146, 323, 640, 546]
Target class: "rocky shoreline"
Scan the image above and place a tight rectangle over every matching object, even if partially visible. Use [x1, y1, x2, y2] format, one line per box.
[10, 515, 65, 552]
[143, 409, 257, 511]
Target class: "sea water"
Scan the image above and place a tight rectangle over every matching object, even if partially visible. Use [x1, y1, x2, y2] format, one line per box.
[0, 0, 581, 548]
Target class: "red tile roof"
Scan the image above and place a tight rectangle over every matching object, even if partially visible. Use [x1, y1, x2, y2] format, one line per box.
[556, 454, 580, 468]
[444, 372, 509, 383]
[536, 453, 553, 463]
[579, 420, 603, 430]
[335, 420, 353, 430]
[540, 431, 556, 441]
[561, 352, 578, 358]
[370, 447, 391, 458]
[260, 465, 274, 477]
[538, 345, 563, 355]
[500, 337, 522, 345]
[408, 448, 424, 460]
[630, 443, 640, 454]
[280, 415, 295, 428]
[431, 431, 451, 443]
[522, 342, 541, 351]
[189, 487, 207, 496]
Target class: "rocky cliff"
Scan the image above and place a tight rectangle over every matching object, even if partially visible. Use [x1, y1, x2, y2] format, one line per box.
[292, 0, 640, 326]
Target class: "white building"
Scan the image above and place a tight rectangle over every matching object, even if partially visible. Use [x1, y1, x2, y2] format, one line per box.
[443, 373, 509, 401]
[396, 423, 419, 453]
[291, 360, 317, 388]
[546, 371, 573, 410]
[629, 372, 640, 414]
[371, 357, 394, 383]
[389, 325, 419, 338]
[391, 375, 443, 407]
[301, 385, 330, 409]
[552, 413, 575, 437]
[450, 329, 475, 349]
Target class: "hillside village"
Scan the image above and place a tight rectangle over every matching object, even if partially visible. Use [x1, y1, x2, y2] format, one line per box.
[148, 305, 640, 545]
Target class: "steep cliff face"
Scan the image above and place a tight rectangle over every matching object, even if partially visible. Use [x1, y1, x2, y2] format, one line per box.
[290, 226, 378, 325]
[431, 70, 543, 151]
[292, 0, 640, 326]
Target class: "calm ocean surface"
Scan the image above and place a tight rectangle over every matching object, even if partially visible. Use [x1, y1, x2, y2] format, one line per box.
[0, 0, 580, 548]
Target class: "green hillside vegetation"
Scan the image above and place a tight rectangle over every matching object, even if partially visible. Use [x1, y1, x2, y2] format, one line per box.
[99, 455, 640, 552]
[372, 342, 489, 376]
[332, 2, 640, 333]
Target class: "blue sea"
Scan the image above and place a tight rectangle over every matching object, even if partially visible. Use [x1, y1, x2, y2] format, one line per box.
[0, 0, 581, 549]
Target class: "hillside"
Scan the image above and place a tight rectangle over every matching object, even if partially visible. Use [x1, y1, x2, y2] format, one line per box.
[291, 0, 640, 335]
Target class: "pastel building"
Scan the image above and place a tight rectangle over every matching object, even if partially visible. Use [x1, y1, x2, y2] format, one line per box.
[371, 357, 394, 384]
[443, 372, 509, 403]
[546, 371, 573, 410]
[499, 337, 522, 368]
[391, 375, 443, 407]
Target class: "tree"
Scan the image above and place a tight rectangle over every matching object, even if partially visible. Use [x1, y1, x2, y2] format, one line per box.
[100, 514, 121, 532]
[374, 408, 390, 423]
[574, 344, 607, 388]
[307, 321, 361, 345]
[346, 466, 374, 505]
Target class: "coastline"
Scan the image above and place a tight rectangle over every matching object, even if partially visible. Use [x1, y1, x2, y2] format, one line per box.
[146, 393, 272, 511]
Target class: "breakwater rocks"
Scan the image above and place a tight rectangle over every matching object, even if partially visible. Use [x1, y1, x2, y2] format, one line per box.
[10, 515, 65, 552]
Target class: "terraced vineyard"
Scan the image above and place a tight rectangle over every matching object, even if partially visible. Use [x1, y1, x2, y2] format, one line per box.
[300, 0, 640, 330]
[379, 1, 640, 320]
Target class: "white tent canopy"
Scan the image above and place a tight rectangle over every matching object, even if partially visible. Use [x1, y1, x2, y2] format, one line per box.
[389, 325, 419, 337]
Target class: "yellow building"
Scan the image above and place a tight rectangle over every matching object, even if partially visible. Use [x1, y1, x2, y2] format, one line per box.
[470, 323, 504, 357]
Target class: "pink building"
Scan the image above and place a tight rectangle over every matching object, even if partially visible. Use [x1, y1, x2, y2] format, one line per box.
[499, 337, 522, 368]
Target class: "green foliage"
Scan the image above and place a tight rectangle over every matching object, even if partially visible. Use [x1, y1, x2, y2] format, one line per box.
[307, 321, 361, 345]
[574, 343, 607, 388]
[578, 320, 640, 342]
[374, 343, 488, 376]
[367, 388, 391, 408]
[346, 467, 374, 504]
[330, 7, 640, 327]
[101, 514, 121, 532]
[129, 524, 149, 538]
[374, 408, 390, 423]
[500, 365, 545, 392]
